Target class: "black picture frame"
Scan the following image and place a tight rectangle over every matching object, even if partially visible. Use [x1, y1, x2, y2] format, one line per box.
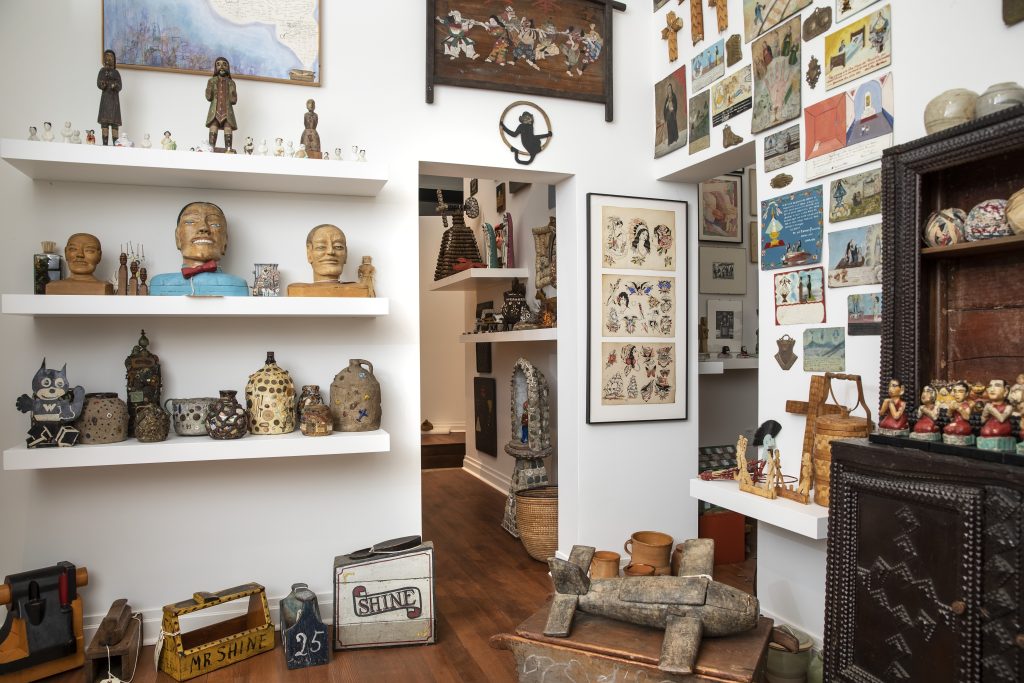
[474, 377, 498, 456]
[476, 343, 492, 374]
[496, 183, 506, 213]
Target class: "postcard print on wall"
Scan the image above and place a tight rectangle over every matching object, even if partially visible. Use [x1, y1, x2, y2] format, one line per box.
[699, 176, 742, 243]
[655, 64, 688, 158]
[824, 5, 891, 90]
[837, 0, 883, 23]
[774, 266, 826, 325]
[689, 90, 711, 154]
[805, 73, 894, 180]
[601, 275, 676, 337]
[691, 39, 726, 92]
[588, 193, 688, 424]
[744, 0, 811, 43]
[760, 185, 824, 271]
[707, 299, 743, 355]
[803, 327, 846, 372]
[602, 206, 675, 270]
[827, 223, 882, 287]
[829, 168, 881, 223]
[848, 292, 882, 336]
[764, 124, 801, 172]
[711, 66, 753, 126]
[699, 246, 747, 295]
[751, 16, 802, 134]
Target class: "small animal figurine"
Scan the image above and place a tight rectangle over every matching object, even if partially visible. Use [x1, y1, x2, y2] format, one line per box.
[15, 359, 86, 447]
[41, 121, 55, 142]
[28, 125, 38, 141]
[243, 136, 255, 155]
[257, 138, 269, 155]
[70, 129, 82, 143]
[161, 130, 177, 150]
[333, 147, 343, 160]
[140, 132, 152, 148]
[114, 130, 133, 147]
[85, 129, 97, 145]
[60, 120, 73, 143]
[294, 143, 307, 158]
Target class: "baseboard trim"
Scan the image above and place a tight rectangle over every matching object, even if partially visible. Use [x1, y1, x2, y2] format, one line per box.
[462, 457, 511, 494]
[422, 423, 466, 435]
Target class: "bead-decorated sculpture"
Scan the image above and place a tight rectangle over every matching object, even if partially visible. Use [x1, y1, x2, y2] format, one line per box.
[433, 190, 484, 280]
[15, 359, 85, 447]
[245, 352, 296, 435]
[502, 358, 553, 537]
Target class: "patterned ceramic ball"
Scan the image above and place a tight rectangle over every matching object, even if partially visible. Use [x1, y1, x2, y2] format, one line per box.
[964, 199, 1012, 241]
[923, 208, 967, 248]
[1007, 188, 1024, 235]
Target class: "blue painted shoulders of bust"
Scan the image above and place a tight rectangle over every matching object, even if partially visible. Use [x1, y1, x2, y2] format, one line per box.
[150, 268, 249, 296]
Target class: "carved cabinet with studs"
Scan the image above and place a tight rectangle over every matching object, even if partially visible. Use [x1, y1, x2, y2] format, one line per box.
[824, 439, 1023, 682]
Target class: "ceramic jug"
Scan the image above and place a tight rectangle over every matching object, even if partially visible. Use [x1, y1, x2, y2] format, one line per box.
[330, 359, 382, 432]
[135, 403, 170, 443]
[246, 351, 296, 434]
[74, 392, 129, 444]
[164, 397, 218, 436]
[206, 390, 248, 440]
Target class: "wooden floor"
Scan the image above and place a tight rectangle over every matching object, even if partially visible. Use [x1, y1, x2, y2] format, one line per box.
[48, 468, 550, 682]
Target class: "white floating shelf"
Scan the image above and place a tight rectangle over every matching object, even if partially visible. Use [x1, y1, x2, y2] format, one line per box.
[2, 294, 389, 318]
[699, 357, 759, 374]
[689, 478, 829, 540]
[699, 361, 724, 375]
[459, 328, 556, 343]
[428, 268, 529, 292]
[3, 429, 390, 470]
[0, 139, 388, 196]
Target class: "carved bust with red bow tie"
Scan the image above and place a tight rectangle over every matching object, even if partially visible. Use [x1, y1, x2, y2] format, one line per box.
[149, 201, 249, 296]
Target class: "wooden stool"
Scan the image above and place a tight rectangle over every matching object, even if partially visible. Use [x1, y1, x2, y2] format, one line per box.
[491, 598, 772, 682]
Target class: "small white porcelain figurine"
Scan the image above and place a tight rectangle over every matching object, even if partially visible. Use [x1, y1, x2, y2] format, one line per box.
[257, 138, 268, 156]
[70, 129, 82, 144]
[243, 136, 254, 155]
[285, 140, 295, 157]
[41, 122, 55, 142]
[114, 130, 133, 147]
[357, 149, 367, 162]
[60, 121, 73, 143]
[274, 137, 285, 157]
[294, 143, 307, 158]
[28, 126, 38, 141]
[333, 147, 343, 160]
[140, 133, 152, 149]
[322, 151, 330, 160]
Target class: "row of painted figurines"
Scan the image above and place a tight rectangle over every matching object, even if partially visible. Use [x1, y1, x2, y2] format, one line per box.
[43, 203, 375, 298]
[878, 376, 1024, 451]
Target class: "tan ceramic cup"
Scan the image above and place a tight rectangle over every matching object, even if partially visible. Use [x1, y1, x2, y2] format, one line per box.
[624, 531, 673, 569]
[623, 563, 655, 577]
[589, 551, 621, 579]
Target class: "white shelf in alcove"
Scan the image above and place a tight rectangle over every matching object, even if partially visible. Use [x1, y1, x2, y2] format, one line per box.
[458, 328, 556, 343]
[698, 358, 759, 374]
[3, 429, 390, 470]
[0, 139, 387, 196]
[689, 478, 829, 540]
[1, 294, 389, 318]
[428, 268, 529, 292]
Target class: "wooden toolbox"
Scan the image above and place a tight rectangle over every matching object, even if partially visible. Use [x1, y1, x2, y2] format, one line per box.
[333, 536, 435, 650]
[157, 583, 274, 681]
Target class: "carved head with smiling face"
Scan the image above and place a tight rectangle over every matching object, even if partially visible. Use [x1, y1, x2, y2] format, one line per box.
[64, 233, 103, 280]
[175, 202, 228, 267]
[305, 224, 347, 282]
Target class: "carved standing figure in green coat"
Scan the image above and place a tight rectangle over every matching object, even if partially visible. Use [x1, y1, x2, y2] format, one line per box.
[205, 57, 237, 153]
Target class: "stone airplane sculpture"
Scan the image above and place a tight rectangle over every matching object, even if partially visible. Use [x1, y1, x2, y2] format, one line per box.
[544, 541, 759, 675]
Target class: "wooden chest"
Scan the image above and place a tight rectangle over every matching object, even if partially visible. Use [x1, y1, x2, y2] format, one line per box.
[333, 539, 435, 650]
[157, 583, 274, 681]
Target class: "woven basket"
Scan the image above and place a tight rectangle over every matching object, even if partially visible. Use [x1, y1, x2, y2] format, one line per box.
[516, 486, 558, 561]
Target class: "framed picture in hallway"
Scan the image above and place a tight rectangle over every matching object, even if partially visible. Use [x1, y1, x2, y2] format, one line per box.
[586, 193, 689, 424]
[474, 377, 498, 456]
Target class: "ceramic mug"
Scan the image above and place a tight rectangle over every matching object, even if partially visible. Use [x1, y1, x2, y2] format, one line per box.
[623, 563, 655, 577]
[624, 531, 673, 570]
[164, 397, 217, 436]
[589, 551, 621, 579]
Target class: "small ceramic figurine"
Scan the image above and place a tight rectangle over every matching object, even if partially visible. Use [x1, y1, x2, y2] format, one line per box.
[333, 147, 343, 160]
[877, 378, 910, 436]
[322, 151, 329, 160]
[85, 129, 96, 145]
[738, 346, 750, 358]
[910, 385, 941, 442]
[114, 130, 133, 147]
[196, 140, 213, 153]
[1010, 373, 1024, 411]
[149, 201, 248, 296]
[357, 149, 367, 162]
[257, 138, 268, 156]
[351, 145, 359, 160]
[70, 129, 81, 144]
[28, 126, 38, 141]
[357, 256, 376, 297]
[97, 50, 123, 145]
[287, 224, 371, 297]
[285, 140, 295, 157]
[205, 56, 237, 152]
[160, 130, 176, 150]
[717, 346, 733, 359]
[294, 143, 307, 158]
[274, 137, 285, 157]
[45, 233, 114, 295]
[140, 133, 152, 149]
[60, 121, 73, 143]
[243, 136, 254, 155]
[15, 359, 86, 448]
[300, 99, 322, 159]
[978, 379, 1016, 451]
[943, 380, 975, 446]
[41, 121, 55, 142]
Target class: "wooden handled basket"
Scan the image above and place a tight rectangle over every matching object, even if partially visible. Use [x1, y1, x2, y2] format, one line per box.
[812, 373, 873, 507]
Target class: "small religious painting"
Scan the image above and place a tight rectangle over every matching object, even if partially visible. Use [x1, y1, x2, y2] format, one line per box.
[601, 206, 676, 270]
[711, 66, 753, 126]
[744, 0, 811, 43]
[602, 275, 676, 336]
[837, 0, 883, 23]
[824, 5, 891, 90]
[829, 168, 881, 223]
[470, 178, 479, 196]
[689, 90, 712, 154]
[847, 292, 882, 336]
[474, 376, 497, 456]
[760, 185, 824, 271]
[699, 176, 742, 242]
[803, 327, 846, 372]
[699, 246, 747, 295]
[496, 182, 506, 212]
[805, 73, 894, 180]
[707, 299, 743, 354]
[827, 223, 882, 287]
[655, 64, 688, 158]
[600, 342, 677, 405]
[691, 39, 726, 92]
[773, 266, 826, 325]
[751, 15, 802, 134]
[764, 124, 800, 172]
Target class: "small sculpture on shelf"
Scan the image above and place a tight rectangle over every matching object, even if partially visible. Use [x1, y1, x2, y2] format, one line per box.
[85, 129, 96, 145]
[294, 143, 307, 159]
[246, 352, 296, 434]
[978, 379, 1016, 451]
[280, 583, 329, 669]
[876, 378, 910, 436]
[287, 224, 371, 297]
[300, 99, 322, 159]
[41, 121, 55, 142]
[274, 137, 285, 156]
[330, 359, 382, 432]
[717, 346, 733, 359]
[433, 190, 484, 280]
[243, 136, 254, 155]
[33, 240, 63, 294]
[150, 202, 248, 296]
[15, 359, 85, 447]
[140, 132, 152, 148]
[45, 233, 114, 295]
[205, 56, 238, 153]
[97, 49, 122, 146]
[257, 139, 268, 155]
[28, 125, 38, 141]
[252, 263, 281, 297]
[161, 130, 176, 150]
[70, 129, 81, 144]
[125, 329, 161, 435]
[206, 390, 248, 440]
[357, 256, 376, 297]
[333, 146, 343, 160]
[910, 384, 941, 442]
[114, 130, 133, 147]
[60, 121, 73, 143]
[942, 380, 975, 446]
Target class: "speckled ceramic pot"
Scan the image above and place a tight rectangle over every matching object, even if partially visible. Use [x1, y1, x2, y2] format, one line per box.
[1007, 188, 1024, 235]
[923, 208, 967, 247]
[74, 393, 129, 444]
[206, 390, 248, 440]
[924, 89, 978, 134]
[134, 403, 170, 443]
[975, 82, 1024, 118]
[964, 199, 1012, 241]
[330, 359, 381, 432]
[164, 397, 217, 436]
[245, 352, 296, 434]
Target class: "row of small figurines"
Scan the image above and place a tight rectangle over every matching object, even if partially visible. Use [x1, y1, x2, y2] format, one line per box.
[877, 375, 1024, 454]
[27, 122, 368, 160]
[922, 187, 1024, 247]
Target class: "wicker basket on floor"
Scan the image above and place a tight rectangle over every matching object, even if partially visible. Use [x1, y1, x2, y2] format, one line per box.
[516, 486, 558, 561]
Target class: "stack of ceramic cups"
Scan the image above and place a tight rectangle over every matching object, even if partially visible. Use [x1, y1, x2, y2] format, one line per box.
[622, 530, 673, 576]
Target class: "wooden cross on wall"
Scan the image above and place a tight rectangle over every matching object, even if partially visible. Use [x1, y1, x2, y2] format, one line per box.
[708, 0, 728, 33]
[688, 0, 705, 45]
[662, 11, 684, 62]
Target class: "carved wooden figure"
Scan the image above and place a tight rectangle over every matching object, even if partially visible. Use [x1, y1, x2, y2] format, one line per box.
[287, 224, 371, 297]
[45, 234, 113, 295]
[84, 599, 142, 683]
[662, 12, 684, 62]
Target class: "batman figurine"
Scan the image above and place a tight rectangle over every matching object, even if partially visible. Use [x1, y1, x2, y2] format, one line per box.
[15, 359, 85, 447]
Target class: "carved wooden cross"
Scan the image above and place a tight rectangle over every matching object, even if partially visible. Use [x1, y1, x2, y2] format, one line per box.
[708, 0, 728, 33]
[661, 11, 683, 62]
[689, 0, 704, 45]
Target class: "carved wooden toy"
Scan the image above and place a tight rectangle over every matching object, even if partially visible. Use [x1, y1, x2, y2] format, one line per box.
[83, 599, 141, 683]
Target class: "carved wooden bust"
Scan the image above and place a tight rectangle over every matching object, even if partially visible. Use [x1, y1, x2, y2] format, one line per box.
[45, 233, 113, 294]
[287, 224, 369, 297]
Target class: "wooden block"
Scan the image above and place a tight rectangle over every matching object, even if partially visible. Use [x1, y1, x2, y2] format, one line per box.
[282, 606, 329, 670]
[84, 601, 141, 683]
[286, 282, 370, 297]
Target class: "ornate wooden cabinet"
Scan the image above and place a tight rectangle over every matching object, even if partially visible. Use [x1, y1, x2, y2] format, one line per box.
[824, 439, 1023, 682]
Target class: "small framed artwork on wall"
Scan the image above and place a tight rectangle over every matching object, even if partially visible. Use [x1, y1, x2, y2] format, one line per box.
[699, 175, 742, 242]
[707, 299, 743, 355]
[474, 377, 497, 456]
[699, 246, 747, 294]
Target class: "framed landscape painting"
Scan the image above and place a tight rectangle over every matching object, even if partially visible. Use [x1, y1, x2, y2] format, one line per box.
[587, 193, 689, 423]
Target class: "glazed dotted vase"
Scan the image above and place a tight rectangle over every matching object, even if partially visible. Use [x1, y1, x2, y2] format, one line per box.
[74, 392, 129, 444]
[134, 403, 170, 443]
[206, 389, 248, 440]
[330, 359, 382, 432]
[245, 351, 296, 435]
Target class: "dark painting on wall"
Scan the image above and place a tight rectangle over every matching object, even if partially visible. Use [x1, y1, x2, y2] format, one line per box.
[474, 377, 498, 456]
[496, 183, 507, 213]
[476, 342, 492, 373]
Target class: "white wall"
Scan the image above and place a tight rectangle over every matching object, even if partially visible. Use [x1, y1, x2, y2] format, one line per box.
[656, 0, 1024, 642]
[0, 1, 701, 634]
